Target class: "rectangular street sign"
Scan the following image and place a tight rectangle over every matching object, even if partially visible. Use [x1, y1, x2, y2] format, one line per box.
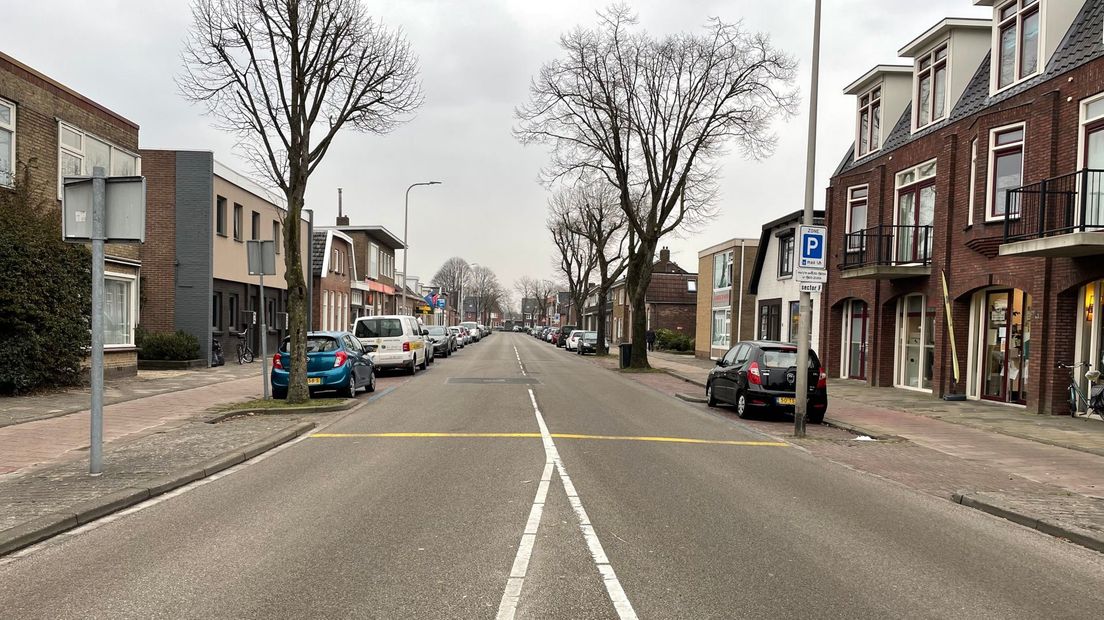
[799, 282, 823, 293]
[798, 224, 827, 269]
[795, 266, 827, 283]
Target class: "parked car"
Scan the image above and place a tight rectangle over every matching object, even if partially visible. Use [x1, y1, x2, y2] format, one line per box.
[271, 331, 375, 399]
[565, 329, 585, 351]
[425, 325, 454, 357]
[354, 315, 429, 375]
[460, 321, 480, 342]
[576, 331, 605, 355]
[448, 326, 466, 348]
[556, 325, 577, 348]
[705, 340, 827, 423]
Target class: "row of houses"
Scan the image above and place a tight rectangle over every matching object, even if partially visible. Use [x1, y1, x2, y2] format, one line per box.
[0, 52, 459, 375]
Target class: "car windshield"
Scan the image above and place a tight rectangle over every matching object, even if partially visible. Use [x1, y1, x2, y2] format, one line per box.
[428, 327, 447, 336]
[356, 318, 403, 338]
[281, 336, 339, 353]
[448, 327, 460, 334]
[582, 332, 597, 341]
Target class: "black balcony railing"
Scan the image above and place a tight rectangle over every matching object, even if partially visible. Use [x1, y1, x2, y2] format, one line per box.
[1004, 169, 1104, 242]
[842, 224, 933, 269]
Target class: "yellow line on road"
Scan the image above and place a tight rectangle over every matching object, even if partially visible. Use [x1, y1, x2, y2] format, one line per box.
[310, 432, 787, 447]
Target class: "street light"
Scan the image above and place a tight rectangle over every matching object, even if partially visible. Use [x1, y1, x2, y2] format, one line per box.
[402, 181, 441, 315]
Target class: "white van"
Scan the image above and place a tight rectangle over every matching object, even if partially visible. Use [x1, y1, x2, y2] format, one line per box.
[460, 321, 480, 342]
[354, 315, 428, 374]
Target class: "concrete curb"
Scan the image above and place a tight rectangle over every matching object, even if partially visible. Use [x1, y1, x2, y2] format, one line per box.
[659, 368, 707, 388]
[0, 421, 315, 558]
[822, 416, 902, 441]
[675, 392, 708, 404]
[952, 492, 1104, 554]
[205, 400, 356, 423]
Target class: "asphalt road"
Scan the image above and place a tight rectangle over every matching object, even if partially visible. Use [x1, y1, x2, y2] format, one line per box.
[1, 333, 1102, 619]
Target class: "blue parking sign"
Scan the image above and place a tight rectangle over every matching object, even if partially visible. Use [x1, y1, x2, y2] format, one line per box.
[798, 225, 826, 269]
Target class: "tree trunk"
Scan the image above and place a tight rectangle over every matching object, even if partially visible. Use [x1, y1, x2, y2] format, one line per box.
[625, 239, 656, 368]
[595, 291, 609, 356]
[284, 180, 310, 404]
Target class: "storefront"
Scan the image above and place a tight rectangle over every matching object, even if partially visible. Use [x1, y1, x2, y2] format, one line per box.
[840, 299, 869, 380]
[968, 288, 1032, 405]
[893, 294, 935, 391]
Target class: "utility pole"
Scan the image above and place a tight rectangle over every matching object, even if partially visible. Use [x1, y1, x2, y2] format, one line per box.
[402, 181, 441, 317]
[795, 0, 822, 438]
[89, 166, 106, 475]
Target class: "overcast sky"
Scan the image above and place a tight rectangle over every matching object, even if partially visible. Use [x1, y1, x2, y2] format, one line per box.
[9, 0, 989, 293]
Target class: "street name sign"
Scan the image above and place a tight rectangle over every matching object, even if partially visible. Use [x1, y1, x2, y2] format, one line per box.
[799, 282, 823, 293]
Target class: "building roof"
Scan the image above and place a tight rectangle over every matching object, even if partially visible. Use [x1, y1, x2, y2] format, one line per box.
[646, 272, 697, 304]
[842, 65, 912, 95]
[838, 0, 1104, 176]
[748, 209, 825, 295]
[698, 237, 758, 258]
[0, 51, 139, 130]
[898, 18, 991, 58]
[311, 231, 327, 277]
[332, 225, 405, 250]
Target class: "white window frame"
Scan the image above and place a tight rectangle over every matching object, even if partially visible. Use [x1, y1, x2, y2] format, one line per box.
[710, 307, 731, 350]
[712, 250, 734, 291]
[0, 97, 15, 188]
[103, 270, 139, 348]
[846, 184, 870, 250]
[990, 0, 1043, 95]
[1077, 92, 1104, 173]
[56, 121, 141, 199]
[368, 242, 380, 279]
[986, 122, 1026, 222]
[855, 83, 883, 159]
[968, 138, 978, 226]
[913, 41, 950, 131]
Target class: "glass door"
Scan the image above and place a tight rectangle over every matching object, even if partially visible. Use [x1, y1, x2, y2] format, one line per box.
[1086, 121, 1104, 227]
[896, 295, 935, 390]
[895, 182, 935, 263]
[982, 291, 1010, 401]
[981, 289, 1030, 404]
[848, 300, 868, 380]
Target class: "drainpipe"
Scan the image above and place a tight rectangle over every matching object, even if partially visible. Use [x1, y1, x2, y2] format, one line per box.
[737, 240, 746, 341]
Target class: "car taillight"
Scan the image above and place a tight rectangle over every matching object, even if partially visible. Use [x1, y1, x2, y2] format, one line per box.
[273, 353, 283, 370]
[402, 342, 410, 352]
[748, 361, 762, 385]
[334, 350, 348, 368]
[817, 367, 827, 390]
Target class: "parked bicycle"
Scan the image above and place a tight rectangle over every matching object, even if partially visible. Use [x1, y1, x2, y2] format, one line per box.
[1059, 361, 1103, 420]
[236, 327, 255, 365]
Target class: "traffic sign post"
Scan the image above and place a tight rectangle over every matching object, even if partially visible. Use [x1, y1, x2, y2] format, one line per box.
[247, 240, 277, 400]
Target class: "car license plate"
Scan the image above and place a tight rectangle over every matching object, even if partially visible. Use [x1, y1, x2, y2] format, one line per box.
[307, 378, 321, 385]
[777, 396, 796, 406]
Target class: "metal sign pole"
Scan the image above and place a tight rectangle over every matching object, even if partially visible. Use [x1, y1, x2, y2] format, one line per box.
[260, 272, 269, 399]
[90, 166, 106, 475]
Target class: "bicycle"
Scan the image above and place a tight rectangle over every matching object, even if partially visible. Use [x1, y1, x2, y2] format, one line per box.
[1058, 361, 1103, 420]
[236, 327, 255, 365]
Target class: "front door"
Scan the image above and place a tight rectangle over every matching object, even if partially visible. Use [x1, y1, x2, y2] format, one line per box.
[847, 300, 869, 380]
[1085, 121, 1104, 227]
[896, 181, 936, 263]
[981, 290, 1031, 404]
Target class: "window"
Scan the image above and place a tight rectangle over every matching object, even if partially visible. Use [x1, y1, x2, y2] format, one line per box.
[996, 0, 1040, 91]
[857, 86, 882, 158]
[272, 220, 281, 253]
[266, 297, 275, 330]
[368, 243, 380, 279]
[988, 125, 1025, 219]
[104, 277, 134, 346]
[233, 204, 243, 241]
[55, 122, 140, 197]
[968, 139, 978, 226]
[916, 44, 948, 128]
[0, 98, 14, 187]
[212, 292, 223, 330]
[228, 294, 239, 331]
[711, 308, 731, 349]
[251, 211, 260, 240]
[758, 300, 782, 341]
[789, 301, 801, 343]
[331, 249, 338, 273]
[895, 160, 937, 262]
[847, 186, 869, 250]
[777, 235, 794, 278]
[713, 251, 733, 289]
[216, 197, 227, 236]
[687, 280, 697, 293]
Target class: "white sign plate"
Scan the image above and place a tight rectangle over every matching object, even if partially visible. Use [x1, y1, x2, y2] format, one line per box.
[798, 224, 827, 269]
[799, 282, 823, 293]
[795, 266, 827, 283]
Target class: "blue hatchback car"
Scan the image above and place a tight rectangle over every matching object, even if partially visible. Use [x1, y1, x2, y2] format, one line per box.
[271, 331, 375, 399]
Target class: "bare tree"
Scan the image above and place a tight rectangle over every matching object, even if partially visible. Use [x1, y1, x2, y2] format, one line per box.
[466, 265, 503, 325]
[514, 276, 538, 325]
[533, 278, 558, 325]
[180, 0, 422, 401]
[432, 256, 470, 300]
[516, 4, 796, 366]
[548, 191, 597, 330]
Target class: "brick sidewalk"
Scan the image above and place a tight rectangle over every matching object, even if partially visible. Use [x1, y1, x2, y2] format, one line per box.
[0, 376, 261, 477]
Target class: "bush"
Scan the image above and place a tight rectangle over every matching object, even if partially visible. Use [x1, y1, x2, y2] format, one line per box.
[138, 330, 201, 361]
[655, 328, 693, 352]
[0, 171, 92, 394]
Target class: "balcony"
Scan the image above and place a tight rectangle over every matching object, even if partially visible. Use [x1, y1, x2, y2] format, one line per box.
[999, 169, 1104, 258]
[840, 225, 933, 279]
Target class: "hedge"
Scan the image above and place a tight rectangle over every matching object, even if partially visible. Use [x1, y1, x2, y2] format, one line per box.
[655, 328, 694, 352]
[136, 328, 202, 361]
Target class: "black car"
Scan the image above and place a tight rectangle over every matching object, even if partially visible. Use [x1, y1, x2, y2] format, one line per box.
[705, 340, 827, 423]
[576, 331, 602, 355]
[425, 326, 454, 358]
[556, 325, 577, 348]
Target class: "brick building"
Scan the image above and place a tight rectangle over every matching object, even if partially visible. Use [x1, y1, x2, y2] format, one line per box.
[140, 152, 310, 363]
[823, 0, 1104, 415]
[747, 210, 825, 350]
[607, 247, 698, 343]
[1, 52, 142, 376]
[695, 238, 758, 360]
[333, 223, 403, 317]
[311, 229, 355, 331]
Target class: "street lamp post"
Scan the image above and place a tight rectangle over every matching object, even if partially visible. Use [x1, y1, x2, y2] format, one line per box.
[402, 181, 441, 315]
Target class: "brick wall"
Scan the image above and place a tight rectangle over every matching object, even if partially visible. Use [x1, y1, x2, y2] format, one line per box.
[138, 150, 177, 333]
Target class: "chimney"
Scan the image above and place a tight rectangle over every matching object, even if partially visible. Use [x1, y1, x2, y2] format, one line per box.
[336, 187, 350, 226]
[659, 247, 670, 263]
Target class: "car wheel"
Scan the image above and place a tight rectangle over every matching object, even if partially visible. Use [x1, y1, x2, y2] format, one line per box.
[272, 386, 287, 400]
[736, 392, 751, 419]
[706, 383, 717, 407]
[342, 376, 357, 399]
[418, 353, 428, 370]
[807, 411, 824, 425]
[366, 371, 376, 393]
[408, 358, 417, 375]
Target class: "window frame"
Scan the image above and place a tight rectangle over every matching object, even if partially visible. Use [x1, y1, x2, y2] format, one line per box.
[272, 220, 281, 254]
[968, 138, 978, 227]
[992, 0, 1042, 93]
[212, 291, 223, 331]
[0, 97, 15, 188]
[250, 211, 260, 241]
[103, 271, 138, 348]
[55, 121, 140, 199]
[788, 300, 801, 343]
[710, 307, 731, 350]
[1077, 92, 1104, 173]
[215, 196, 227, 237]
[914, 43, 949, 130]
[986, 122, 1026, 221]
[233, 204, 243, 241]
[856, 84, 883, 159]
[712, 250, 734, 291]
[846, 185, 869, 250]
[777, 234, 794, 279]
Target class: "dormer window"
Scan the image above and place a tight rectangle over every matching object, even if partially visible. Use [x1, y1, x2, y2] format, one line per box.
[858, 86, 882, 158]
[916, 45, 948, 128]
[996, 0, 1040, 90]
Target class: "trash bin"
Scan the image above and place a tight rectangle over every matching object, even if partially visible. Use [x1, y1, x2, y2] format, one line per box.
[619, 342, 633, 369]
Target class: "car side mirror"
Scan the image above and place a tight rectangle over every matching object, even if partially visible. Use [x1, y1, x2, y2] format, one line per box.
[421, 330, 429, 336]
[716, 359, 725, 367]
